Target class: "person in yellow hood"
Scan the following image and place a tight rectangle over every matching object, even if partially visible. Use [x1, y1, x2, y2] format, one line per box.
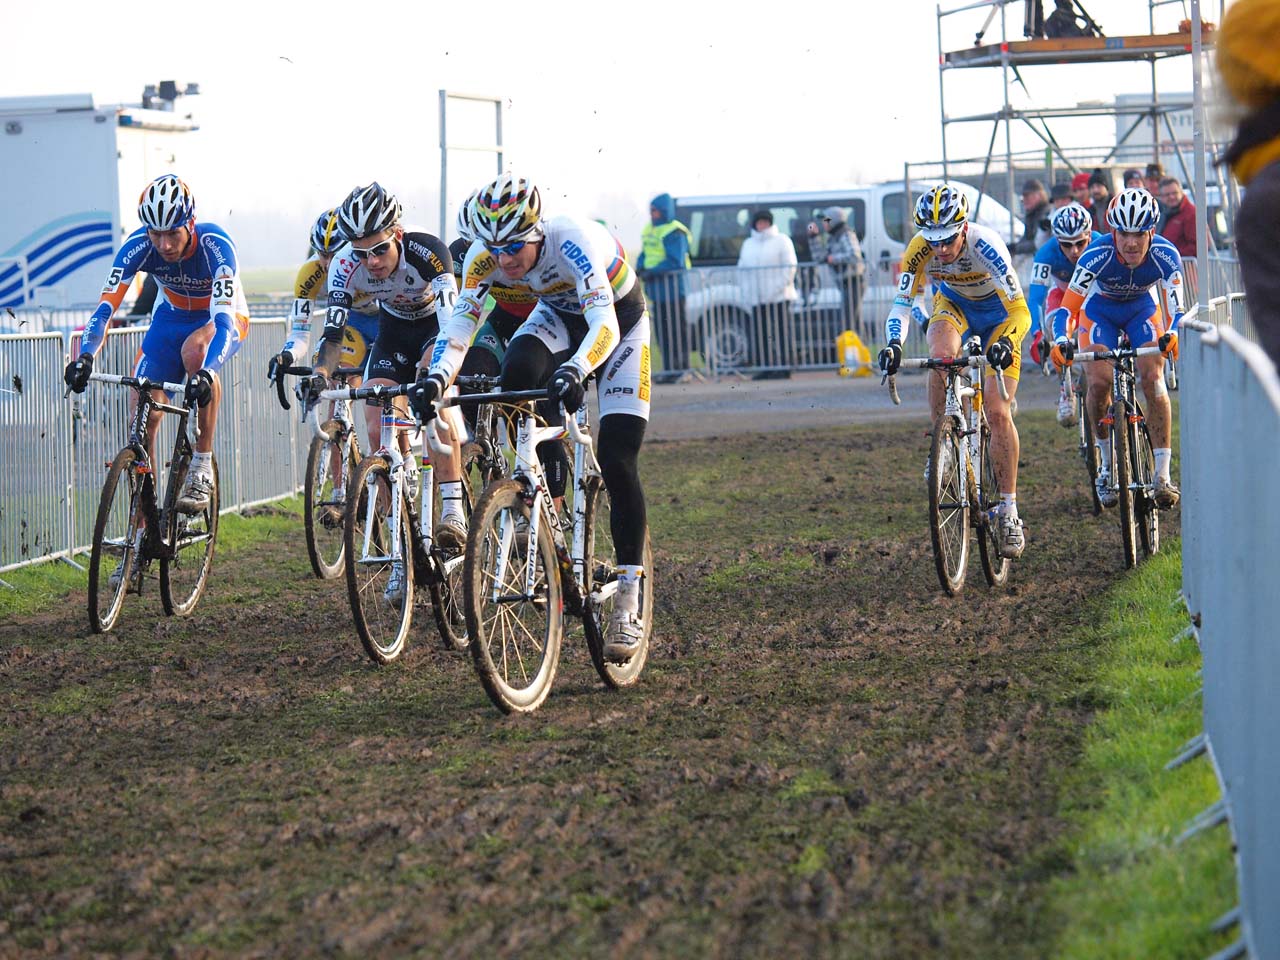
[1219, 0, 1280, 368]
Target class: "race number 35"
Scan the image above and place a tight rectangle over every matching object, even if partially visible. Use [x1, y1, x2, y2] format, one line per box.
[212, 278, 235, 300]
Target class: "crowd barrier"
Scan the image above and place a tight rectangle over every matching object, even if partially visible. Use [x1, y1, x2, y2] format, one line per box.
[1, 318, 306, 577]
[1175, 295, 1278, 960]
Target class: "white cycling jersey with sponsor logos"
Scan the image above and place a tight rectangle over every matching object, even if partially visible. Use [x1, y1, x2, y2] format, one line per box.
[884, 222, 1025, 343]
[428, 215, 643, 385]
[323, 233, 456, 334]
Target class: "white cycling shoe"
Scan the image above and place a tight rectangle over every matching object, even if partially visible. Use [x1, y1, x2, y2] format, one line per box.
[997, 515, 1026, 559]
[604, 609, 646, 664]
[384, 561, 407, 607]
[1154, 478, 1181, 509]
[436, 513, 467, 550]
[1095, 470, 1118, 508]
[177, 470, 214, 514]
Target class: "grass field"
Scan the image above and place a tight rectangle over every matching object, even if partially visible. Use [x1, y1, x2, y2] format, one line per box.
[0, 413, 1233, 957]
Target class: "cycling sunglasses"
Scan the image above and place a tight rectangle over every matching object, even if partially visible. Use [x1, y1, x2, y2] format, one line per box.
[926, 232, 962, 249]
[350, 238, 396, 261]
[484, 239, 531, 256]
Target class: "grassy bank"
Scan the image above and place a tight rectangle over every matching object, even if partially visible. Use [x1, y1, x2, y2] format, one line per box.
[1047, 541, 1237, 959]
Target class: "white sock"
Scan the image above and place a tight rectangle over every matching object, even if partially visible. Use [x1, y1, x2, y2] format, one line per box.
[616, 565, 644, 616]
[1097, 441, 1111, 473]
[440, 481, 465, 519]
[190, 451, 212, 476]
[999, 494, 1018, 521]
[1154, 448, 1172, 483]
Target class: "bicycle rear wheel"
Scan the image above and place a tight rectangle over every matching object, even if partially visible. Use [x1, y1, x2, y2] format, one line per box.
[305, 426, 359, 579]
[581, 475, 653, 688]
[1078, 392, 1102, 515]
[927, 416, 970, 596]
[429, 473, 471, 652]
[345, 456, 413, 664]
[1132, 417, 1160, 558]
[976, 425, 1011, 588]
[88, 449, 143, 633]
[1114, 400, 1139, 569]
[465, 479, 563, 714]
[160, 455, 219, 617]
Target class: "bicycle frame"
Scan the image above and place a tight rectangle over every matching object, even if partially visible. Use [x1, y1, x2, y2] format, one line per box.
[1074, 340, 1162, 496]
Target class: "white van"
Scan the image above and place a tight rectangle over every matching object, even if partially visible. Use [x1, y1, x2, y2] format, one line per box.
[668, 182, 1022, 367]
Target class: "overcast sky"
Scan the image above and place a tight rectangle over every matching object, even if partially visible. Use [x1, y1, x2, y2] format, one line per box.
[5, 0, 1220, 267]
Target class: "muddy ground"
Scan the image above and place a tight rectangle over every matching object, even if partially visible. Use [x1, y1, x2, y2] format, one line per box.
[0, 391, 1179, 958]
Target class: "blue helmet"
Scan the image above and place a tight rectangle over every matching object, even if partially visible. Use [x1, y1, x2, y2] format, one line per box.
[138, 175, 195, 230]
[310, 208, 345, 255]
[1051, 202, 1092, 241]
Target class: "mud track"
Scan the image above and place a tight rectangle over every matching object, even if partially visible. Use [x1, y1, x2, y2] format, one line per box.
[0, 390, 1178, 958]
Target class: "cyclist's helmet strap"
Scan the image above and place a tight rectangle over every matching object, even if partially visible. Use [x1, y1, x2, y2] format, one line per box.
[913, 183, 969, 241]
[1051, 202, 1092, 241]
[1106, 188, 1160, 233]
[310, 207, 344, 255]
[472, 173, 543, 245]
[138, 174, 195, 231]
[338, 182, 402, 240]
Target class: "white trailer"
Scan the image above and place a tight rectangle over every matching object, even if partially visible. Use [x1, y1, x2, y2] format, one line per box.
[0, 92, 197, 310]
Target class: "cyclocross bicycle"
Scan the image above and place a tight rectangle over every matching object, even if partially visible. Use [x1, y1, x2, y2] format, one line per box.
[442, 386, 654, 714]
[1074, 335, 1164, 568]
[886, 339, 1012, 595]
[77, 373, 219, 633]
[277, 363, 364, 579]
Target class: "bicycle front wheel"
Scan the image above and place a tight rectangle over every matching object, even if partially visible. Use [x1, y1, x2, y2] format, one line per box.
[1132, 417, 1160, 558]
[465, 479, 563, 714]
[160, 456, 219, 617]
[429, 473, 471, 652]
[1114, 400, 1139, 569]
[581, 476, 653, 688]
[305, 426, 359, 579]
[928, 416, 970, 596]
[88, 449, 143, 633]
[345, 456, 413, 664]
[1078, 393, 1102, 515]
[976, 425, 1011, 588]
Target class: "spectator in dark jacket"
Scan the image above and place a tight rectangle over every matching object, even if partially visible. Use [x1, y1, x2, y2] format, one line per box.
[638, 192, 693, 382]
[1013, 179, 1052, 254]
[1088, 169, 1112, 211]
[1218, 0, 1280, 369]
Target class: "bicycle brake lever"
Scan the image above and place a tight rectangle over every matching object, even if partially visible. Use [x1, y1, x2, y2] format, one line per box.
[886, 373, 901, 406]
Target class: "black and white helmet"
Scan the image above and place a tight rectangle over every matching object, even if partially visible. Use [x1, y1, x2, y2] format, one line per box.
[471, 173, 543, 245]
[338, 182, 402, 240]
[138, 174, 195, 231]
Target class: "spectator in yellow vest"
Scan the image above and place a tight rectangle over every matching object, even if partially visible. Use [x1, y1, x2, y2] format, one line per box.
[638, 193, 693, 383]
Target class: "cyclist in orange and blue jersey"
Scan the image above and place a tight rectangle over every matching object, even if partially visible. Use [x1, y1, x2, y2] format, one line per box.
[1048, 187, 1184, 509]
[64, 174, 248, 514]
[1027, 202, 1104, 425]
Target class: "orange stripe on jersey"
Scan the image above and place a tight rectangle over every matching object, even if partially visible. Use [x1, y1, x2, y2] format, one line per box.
[98, 282, 130, 315]
[165, 289, 212, 311]
[1059, 285, 1086, 322]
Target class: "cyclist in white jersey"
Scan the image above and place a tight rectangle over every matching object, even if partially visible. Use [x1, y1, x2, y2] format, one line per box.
[414, 174, 653, 663]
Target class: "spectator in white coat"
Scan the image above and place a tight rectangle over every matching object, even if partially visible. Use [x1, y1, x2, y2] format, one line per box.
[737, 210, 798, 378]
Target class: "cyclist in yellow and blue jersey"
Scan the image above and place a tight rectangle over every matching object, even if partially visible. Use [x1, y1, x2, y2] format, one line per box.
[877, 182, 1032, 560]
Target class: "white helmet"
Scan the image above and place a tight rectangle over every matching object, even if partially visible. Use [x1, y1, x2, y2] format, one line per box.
[1106, 188, 1160, 233]
[1051, 202, 1092, 241]
[913, 183, 969, 242]
[138, 174, 195, 230]
[471, 173, 543, 245]
[338, 182, 402, 240]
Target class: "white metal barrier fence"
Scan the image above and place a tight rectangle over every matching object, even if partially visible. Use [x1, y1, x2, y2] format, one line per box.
[1, 318, 306, 576]
[1176, 296, 1279, 960]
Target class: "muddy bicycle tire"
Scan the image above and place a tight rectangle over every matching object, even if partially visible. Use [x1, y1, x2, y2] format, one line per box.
[465, 479, 563, 714]
[1078, 392, 1102, 515]
[1132, 416, 1160, 559]
[1113, 399, 1139, 568]
[429, 471, 471, 652]
[345, 456, 413, 664]
[88, 449, 143, 634]
[976, 424, 1010, 588]
[927, 416, 970, 596]
[304, 426, 360, 580]
[160, 455, 219, 617]
[581, 475, 653, 688]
